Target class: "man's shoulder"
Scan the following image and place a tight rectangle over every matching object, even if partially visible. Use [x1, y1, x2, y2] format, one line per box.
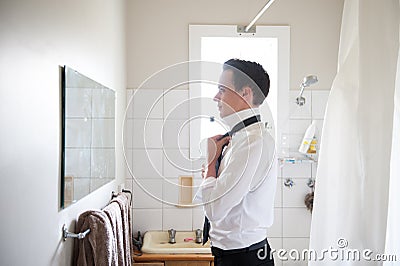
[233, 127, 275, 149]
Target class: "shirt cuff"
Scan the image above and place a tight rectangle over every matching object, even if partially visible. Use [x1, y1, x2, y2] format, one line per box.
[192, 177, 217, 203]
[202, 176, 217, 187]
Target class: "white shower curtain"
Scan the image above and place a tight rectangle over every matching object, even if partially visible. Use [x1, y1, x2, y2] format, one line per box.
[383, 17, 400, 266]
[309, 0, 399, 265]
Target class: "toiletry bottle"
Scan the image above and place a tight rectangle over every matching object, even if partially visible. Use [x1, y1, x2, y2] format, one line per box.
[299, 120, 316, 154]
[307, 137, 317, 153]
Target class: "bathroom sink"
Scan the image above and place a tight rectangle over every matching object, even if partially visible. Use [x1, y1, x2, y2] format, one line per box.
[141, 231, 211, 254]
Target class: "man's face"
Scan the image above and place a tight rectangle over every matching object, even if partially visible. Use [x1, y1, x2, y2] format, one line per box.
[213, 70, 247, 118]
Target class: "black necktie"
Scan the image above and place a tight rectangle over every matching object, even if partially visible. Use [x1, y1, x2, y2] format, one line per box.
[202, 115, 261, 245]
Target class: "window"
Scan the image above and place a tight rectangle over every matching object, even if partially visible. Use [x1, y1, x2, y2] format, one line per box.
[189, 25, 289, 158]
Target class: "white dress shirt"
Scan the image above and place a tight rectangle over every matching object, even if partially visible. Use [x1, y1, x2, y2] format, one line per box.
[196, 108, 277, 250]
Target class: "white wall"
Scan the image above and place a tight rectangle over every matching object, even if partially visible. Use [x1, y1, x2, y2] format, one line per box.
[0, 0, 126, 265]
[127, 0, 344, 91]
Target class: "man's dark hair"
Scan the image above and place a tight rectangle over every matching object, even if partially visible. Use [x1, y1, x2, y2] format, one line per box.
[223, 59, 270, 106]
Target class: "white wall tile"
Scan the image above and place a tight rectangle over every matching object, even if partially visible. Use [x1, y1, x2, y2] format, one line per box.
[311, 90, 329, 119]
[313, 119, 324, 148]
[267, 208, 282, 238]
[288, 134, 303, 154]
[289, 91, 312, 119]
[162, 119, 190, 148]
[282, 163, 312, 178]
[288, 119, 312, 135]
[311, 163, 318, 179]
[282, 119, 313, 156]
[282, 237, 309, 253]
[133, 179, 163, 208]
[124, 119, 134, 149]
[162, 208, 193, 231]
[280, 133, 290, 156]
[191, 159, 204, 176]
[192, 170, 203, 181]
[282, 208, 311, 237]
[282, 260, 308, 265]
[192, 178, 204, 210]
[162, 178, 180, 207]
[124, 149, 133, 179]
[132, 89, 164, 119]
[192, 209, 205, 231]
[282, 178, 312, 208]
[164, 89, 189, 120]
[126, 89, 134, 119]
[125, 178, 133, 192]
[282, 257, 308, 266]
[269, 237, 283, 252]
[132, 119, 163, 148]
[274, 179, 282, 207]
[286, 113, 324, 152]
[133, 209, 163, 233]
[163, 149, 192, 177]
[131, 149, 163, 179]
[282, 238, 310, 266]
[287, 119, 322, 156]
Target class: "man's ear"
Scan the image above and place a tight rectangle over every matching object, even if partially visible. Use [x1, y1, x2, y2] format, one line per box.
[241, 86, 254, 106]
[241, 86, 250, 96]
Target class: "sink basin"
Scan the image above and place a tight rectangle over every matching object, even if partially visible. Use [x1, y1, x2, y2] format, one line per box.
[141, 231, 211, 254]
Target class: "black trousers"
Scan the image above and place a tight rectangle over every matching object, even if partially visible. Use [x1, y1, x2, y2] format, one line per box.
[211, 238, 274, 266]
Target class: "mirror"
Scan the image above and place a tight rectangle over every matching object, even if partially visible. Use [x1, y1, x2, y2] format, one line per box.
[61, 66, 116, 208]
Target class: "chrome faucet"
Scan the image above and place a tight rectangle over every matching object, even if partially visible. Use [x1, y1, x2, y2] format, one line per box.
[168, 229, 176, 244]
[195, 229, 202, 244]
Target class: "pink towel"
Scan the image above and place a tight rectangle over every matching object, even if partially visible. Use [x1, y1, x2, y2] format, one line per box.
[104, 202, 125, 266]
[74, 210, 118, 266]
[74, 193, 132, 266]
[110, 193, 132, 265]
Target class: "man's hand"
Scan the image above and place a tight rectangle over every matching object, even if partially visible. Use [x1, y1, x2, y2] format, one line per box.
[205, 134, 231, 178]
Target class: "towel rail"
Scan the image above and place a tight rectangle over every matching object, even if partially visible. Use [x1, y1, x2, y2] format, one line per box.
[63, 189, 131, 242]
[63, 224, 90, 241]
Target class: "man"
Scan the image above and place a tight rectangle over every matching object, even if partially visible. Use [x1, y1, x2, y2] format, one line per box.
[199, 59, 276, 266]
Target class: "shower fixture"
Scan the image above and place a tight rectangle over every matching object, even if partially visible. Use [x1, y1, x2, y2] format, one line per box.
[245, 0, 276, 32]
[296, 75, 318, 106]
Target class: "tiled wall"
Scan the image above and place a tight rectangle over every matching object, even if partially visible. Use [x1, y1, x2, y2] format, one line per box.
[270, 90, 329, 265]
[125, 88, 329, 266]
[124, 88, 203, 233]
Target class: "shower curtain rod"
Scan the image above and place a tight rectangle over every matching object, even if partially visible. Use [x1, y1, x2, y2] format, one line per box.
[245, 0, 276, 32]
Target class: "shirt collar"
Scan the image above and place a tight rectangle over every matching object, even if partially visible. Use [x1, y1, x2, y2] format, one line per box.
[222, 108, 261, 131]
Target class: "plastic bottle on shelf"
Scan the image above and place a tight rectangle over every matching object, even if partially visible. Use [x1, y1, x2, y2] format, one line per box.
[307, 137, 317, 154]
[299, 120, 316, 154]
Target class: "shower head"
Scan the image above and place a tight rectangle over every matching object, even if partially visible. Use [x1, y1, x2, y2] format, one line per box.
[302, 75, 318, 87]
[296, 75, 318, 106]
